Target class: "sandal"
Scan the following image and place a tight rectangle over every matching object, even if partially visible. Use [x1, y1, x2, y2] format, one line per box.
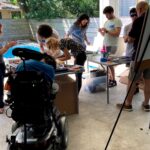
[0, 108, 4, 114]
[108, 80, 117, 87]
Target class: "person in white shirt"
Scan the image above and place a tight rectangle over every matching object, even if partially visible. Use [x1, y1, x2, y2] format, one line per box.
[99, 6, 122, 87]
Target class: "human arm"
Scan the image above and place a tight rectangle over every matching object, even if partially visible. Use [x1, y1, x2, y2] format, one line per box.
[123, 35, 128, 43]
[128, 18, 141, 43]
[104, 27, 121, 37]
[103, 19, 122, 37]
[0, 41, 17, 55]
[84, 34, 90, 45]
[64, 25, 74, 38]
[57, 48, 71, 61]
[123, 25, 128, 43]
[98, 28, 106, 36]
[126, 36, 135, 43]
[123, 24, 134, 43]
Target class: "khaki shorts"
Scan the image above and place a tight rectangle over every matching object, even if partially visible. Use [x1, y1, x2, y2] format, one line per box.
[128, 61, 150, 81]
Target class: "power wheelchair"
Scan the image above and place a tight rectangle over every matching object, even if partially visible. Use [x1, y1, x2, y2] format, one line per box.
[6, 48, 68, 150]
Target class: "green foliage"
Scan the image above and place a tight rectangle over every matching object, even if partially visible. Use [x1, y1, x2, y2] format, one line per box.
[62, 0, 99, 17]
[15, 0, 99, 19]
[10, 0, 18, 4]
[11, 11, 22, 19]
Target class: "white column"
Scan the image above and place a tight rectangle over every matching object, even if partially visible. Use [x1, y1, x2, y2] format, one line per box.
[110, 0, 120, 17]
[99, 0, 109, 27]
[99, 0, 120, 27]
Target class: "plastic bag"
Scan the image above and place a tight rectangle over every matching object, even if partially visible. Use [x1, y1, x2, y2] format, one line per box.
[84, 76, 106, 93]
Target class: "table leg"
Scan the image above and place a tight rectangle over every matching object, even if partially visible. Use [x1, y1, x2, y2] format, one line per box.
[87, 57, 89, 73]
[107, 66, 109, 104]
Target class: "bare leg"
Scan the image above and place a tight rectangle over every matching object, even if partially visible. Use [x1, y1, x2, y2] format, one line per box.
[125, 79, 137, 106]
[143, 79, 150, 105]
[109, 66, 115, 81]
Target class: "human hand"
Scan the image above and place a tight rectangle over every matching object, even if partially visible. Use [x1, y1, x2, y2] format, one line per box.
[98, 28, 108, 34]
[102, 28, 109, 33]
[99, 28, 105, 32]
[86, 41, 91, 45]
[4, 41, 17, 49]
[98, 28, 102, 32]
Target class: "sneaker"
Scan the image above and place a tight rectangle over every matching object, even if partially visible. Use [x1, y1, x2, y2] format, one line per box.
[116, 103, 133, 112]
[4, 97, 12, 105]
[142, 103, 150, 112]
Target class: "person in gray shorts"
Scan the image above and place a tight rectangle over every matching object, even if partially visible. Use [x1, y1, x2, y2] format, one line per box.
[99, 6, 122, 87]
[128, 62, 150, 82]
[116, 1, 150, 112]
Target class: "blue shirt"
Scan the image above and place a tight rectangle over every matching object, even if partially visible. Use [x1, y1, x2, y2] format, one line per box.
[67, 24, 87, 48]
[16, 60, 55, 81]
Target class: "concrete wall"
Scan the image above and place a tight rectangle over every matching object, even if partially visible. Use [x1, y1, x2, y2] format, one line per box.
[28, 18, 99, 44]
[0, 19, 32, 41]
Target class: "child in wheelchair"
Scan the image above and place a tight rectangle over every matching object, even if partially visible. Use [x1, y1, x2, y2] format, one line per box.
[6, 48, 68, 150]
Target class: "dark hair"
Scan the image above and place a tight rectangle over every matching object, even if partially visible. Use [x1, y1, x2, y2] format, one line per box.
[43, 54, 56, 70]
[75, 14, 90, 28]
[103, 6, 114, 14]
[130, 8, 137, 17]
[37, 24, 53, 38]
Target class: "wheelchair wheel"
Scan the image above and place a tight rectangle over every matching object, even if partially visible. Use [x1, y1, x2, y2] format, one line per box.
[59, 116, 69, 149]
[7, 144, 18, 150]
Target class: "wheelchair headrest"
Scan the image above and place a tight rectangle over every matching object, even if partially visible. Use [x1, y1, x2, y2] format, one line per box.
[12, 48, 44, 60]
[13, 48, 56, 69]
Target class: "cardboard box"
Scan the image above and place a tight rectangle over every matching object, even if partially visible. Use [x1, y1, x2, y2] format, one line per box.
[54, 75, 79, 115]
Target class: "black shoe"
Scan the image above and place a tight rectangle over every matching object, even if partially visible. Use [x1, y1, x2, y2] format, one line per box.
[108, 80, 117, 87]
[142, 102, 150, 112]
[5, 97, 12, 105]
[116, 103, 133, 112]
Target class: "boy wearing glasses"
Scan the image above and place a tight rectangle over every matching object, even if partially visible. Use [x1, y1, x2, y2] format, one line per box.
[123, 8, 139, 95]
[123, 8, 137, 65]
[36, 24, 59, 51]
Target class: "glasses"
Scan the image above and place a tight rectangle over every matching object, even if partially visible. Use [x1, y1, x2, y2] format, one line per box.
[39, 39, 46, 43]
[130, 14, 137, 17]
[130, 12, 137, 17]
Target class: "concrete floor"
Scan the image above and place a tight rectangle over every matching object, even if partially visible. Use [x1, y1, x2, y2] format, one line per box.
[0, 76, 150, 150]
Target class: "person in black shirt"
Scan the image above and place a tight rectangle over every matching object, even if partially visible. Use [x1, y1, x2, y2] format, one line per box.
[46, 37, 86, 93]
[117, 1, 150, 112]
